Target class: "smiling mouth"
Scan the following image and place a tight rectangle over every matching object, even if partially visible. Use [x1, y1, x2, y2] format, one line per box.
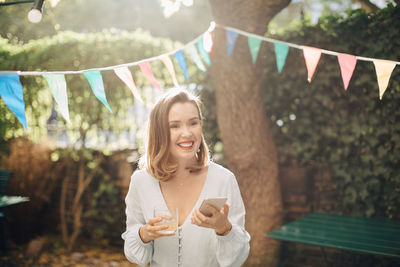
[177, 141, 194, 150]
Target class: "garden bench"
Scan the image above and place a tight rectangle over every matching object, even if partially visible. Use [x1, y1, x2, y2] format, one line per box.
[266, 212, 400, 266]
[0, 170, 29, 250]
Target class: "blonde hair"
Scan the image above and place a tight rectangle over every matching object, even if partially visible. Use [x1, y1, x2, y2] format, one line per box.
[140, 89, 209, 181]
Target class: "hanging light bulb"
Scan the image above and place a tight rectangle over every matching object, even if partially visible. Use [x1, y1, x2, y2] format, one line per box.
[28, 0, 44, 23]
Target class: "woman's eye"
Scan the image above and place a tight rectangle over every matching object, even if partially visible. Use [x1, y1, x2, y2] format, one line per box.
[191, 121, 198, 126]
[170, 124, 179, 128]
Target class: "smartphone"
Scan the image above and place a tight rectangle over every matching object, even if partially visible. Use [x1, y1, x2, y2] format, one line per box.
[199, 197, 228, 217]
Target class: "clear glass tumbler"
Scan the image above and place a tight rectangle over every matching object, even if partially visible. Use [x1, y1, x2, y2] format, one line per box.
[153, 205, 178, 234]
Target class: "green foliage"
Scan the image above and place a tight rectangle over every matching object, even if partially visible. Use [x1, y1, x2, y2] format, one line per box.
[262, 5, 400, 219]
[0, 27, 206, 244]
[84, 164, 125, 243]
[0, 29, 205, 149]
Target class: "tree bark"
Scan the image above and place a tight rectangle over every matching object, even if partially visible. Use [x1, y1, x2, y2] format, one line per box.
[60, 169, 69, 244]
[208, 0, 290, 265]
[356, 0, 379, 13]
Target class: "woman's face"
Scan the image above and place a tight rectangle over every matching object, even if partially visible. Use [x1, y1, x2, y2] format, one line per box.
[168, 101, 202, 164]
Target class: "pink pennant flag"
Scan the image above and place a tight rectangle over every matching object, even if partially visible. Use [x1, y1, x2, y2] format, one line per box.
[113, 66, 143, 103]
[303, 46, 322, 83]
[161, 56, 179, 87]
[373, 59, 397, 100]
[337, 53, 357, 91]
[138, 61, 161, 91]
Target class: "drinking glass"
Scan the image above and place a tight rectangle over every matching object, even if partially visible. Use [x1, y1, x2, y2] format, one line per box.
[153, 205, 178, 234]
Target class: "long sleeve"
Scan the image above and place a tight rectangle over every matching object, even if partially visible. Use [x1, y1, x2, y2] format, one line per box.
[215, 173, 250, 267]
[121, 171, 153, 266]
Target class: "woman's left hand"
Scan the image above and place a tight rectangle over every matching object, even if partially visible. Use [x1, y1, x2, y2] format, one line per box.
[191, 203, 232, 235]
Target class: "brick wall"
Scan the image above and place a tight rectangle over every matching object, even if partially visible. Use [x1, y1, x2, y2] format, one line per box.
[278, 163, 340, 266]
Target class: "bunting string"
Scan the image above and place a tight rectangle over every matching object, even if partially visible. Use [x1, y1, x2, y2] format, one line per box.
[1, 21, 399, 131]
[216, 24, 400, 65]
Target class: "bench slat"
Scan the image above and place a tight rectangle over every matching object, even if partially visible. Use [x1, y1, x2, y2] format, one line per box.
[266, 212, 400, 258]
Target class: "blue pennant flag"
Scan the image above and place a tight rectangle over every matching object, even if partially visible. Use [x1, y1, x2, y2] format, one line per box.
[0, 74, 28, 130]
[226, 29, 239, 56]
[174, 50, 189, 81]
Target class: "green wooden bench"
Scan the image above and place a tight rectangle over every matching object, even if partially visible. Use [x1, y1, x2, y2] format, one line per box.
[0, 170, 29, 250]
[266, 212, 400, 266]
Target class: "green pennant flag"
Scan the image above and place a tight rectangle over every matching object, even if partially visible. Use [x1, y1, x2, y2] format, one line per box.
[84, 71, 112, 112]
[43, 73, 71, 123]
[274, 42, 289, 73]
[197, 37, 211, 66]
[247, 36, 262, 64]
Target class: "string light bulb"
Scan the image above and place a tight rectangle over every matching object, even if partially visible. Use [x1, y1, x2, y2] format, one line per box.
[27, 0, 44, 23]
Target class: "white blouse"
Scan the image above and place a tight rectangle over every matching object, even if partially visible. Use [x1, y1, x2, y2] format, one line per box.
[122, 161, 250, 267]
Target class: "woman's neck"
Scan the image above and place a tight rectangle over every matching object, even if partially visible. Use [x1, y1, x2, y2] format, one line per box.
[173, 157, 197, 179]
[175, 164, 191, 178]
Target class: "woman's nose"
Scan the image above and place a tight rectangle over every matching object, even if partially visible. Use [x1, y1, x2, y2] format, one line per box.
[181, 125, 192, 136]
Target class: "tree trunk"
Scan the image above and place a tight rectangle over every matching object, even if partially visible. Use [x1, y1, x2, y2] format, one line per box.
[208, 0, 290, 265]
[355, 0, 379, 13]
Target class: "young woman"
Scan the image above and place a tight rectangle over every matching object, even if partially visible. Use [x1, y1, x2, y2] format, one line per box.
[122, 89, 250, 267]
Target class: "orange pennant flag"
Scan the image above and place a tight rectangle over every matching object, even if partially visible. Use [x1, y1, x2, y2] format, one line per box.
[113, 66, 143, 103]
[161, 56, 179, 87]
[139, 61, 161, 91]
[373, 59, 397, 100]
[337, 53, 357, 91]
[303, 46, 322, 83]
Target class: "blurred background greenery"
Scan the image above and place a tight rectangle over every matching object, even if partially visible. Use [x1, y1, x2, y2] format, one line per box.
[0, 0, 399, 265]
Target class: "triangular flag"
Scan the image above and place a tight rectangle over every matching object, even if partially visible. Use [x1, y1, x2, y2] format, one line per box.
[160, 56, 179, 86]
[373, 59, 396, 100]
[337, 53, 357, 91]
[113, 67, 143, 103]
[139, 61, 161, 91]
[186, 43, 206, 72]
[43, 74, 70, 123]
[197, 37, 211, 66]
[274, 42, 289, 73]
[174, 50, 189, 81]
[226, 29, 239, 56]
[203, 31, 213, 53]
[83, 71, 112, 112]
[247, 36, 262, 64]
[0, 74, 28, 129]
[303, 46, 322, 83]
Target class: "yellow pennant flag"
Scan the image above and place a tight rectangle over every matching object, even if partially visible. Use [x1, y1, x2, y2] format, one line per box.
[161, 56, 179, 87]
[373, 59, 397, 100]
[113, 67, 143, 103]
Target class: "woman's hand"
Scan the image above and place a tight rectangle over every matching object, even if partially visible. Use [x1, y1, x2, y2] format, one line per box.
[139, 217, 175, 243]
[191, 203, 232, 235]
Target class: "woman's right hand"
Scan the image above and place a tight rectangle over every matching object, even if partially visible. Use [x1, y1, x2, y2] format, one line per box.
[139, 217, 175, 243]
